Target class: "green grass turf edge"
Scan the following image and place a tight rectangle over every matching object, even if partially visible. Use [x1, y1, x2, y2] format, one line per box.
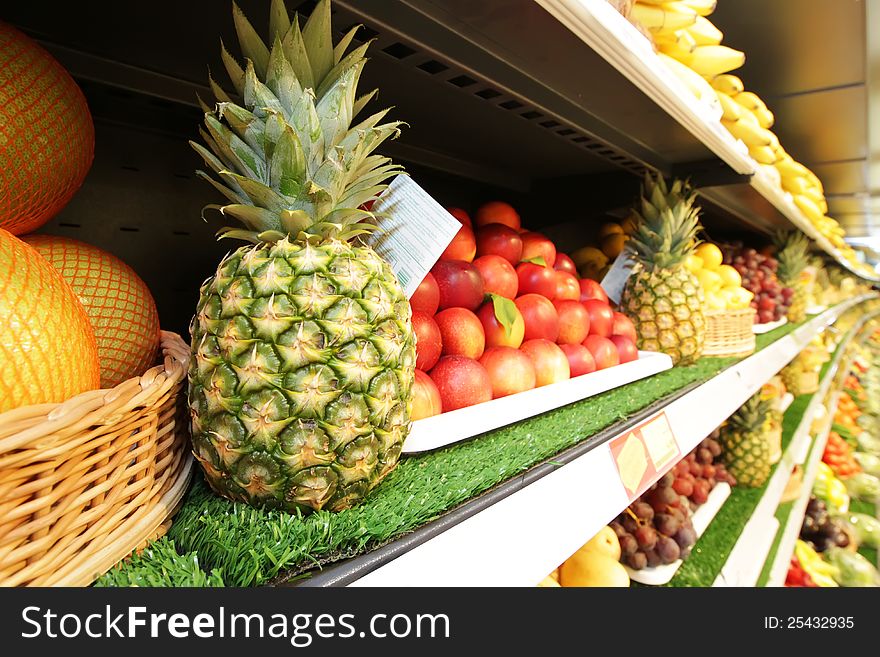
[849, 499, 878, 565]
[666, 329, 850, 587]
[96, 315, 812, 587]
[756, 499, 795, 587]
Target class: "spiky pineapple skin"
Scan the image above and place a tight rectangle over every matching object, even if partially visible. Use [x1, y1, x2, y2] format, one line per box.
[786, 280, 807, 323]
[722, 426, 771, 487]
[188, 237, 415, 514]
[621, 264, 706, 365]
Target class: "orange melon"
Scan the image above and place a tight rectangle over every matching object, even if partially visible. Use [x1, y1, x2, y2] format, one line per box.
[0, 228, 99, 413]
[0, 23, 94, 235]
[23, 235, 160, 388]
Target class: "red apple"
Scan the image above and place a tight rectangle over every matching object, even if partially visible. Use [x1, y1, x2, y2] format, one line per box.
[477, 299, 525, 348]
[440, 224, 476, 262]
[611, 311, 638, 344]
[435, 307, 485, 359]
[447, 207, 472, 228]
[554, 253, 578, 275]
[515, 294, 560, 342]
[583, 298, 614, 337]
[412, 369, 442, 420]
[609, 335, 638, 364]
[473, 254, 518, 299]
[479, 346, 537, 398]
[583, 335, 620, 370]
[475, 224, 523, 264]
[578, 278, 610, 304]
[520, 231, 556, 268]
[516, 262, 557, 299]
[432, 260, 484, 311]
[410, 272, 440, 315]
[555, 271, 580, 301]
[413, 311, 443, 371]
[559, 343, 597, 377]
[520, 339, 570, 387]
[475, 201, 521, 231]
[429, 356, 493, 411]
[553, 299, 590, 345]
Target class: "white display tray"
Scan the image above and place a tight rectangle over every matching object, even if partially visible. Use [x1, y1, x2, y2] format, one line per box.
[779, 392, 795, 414]
[806, 305, 828, 315]
[753, 317, 788, 334]
[625, 482, 732, 585]
[402, 350, 673, 453]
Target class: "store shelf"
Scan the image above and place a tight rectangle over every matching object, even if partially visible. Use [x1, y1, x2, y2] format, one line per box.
[716, 312, 876, 586]
[281, 296, 874, 587]
[535, 0, 880, 281]
[764, 392, 841, 587]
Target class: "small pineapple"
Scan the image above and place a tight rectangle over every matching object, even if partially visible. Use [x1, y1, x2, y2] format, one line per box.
[621, 174, 706, 365]
[721, 393, 773, 487]
[774, 230, 810, 322]
[188, 0, 415, 514]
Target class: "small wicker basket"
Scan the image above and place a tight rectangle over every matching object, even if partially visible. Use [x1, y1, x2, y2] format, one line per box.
[0, 331, 192, 587]
[703, 308, 757, 357]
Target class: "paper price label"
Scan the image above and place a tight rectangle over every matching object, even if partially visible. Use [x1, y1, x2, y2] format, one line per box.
[600, 246, 634, 305]
[609, 412, 681, 501]
[367, 175, 461, 298]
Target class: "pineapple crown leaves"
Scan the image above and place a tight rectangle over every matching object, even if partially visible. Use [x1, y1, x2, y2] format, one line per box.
[627, 173, 702, 271]
[774, 229, 810, 283]
[192, 0, 404, 244]
[728, 392, 773, 433]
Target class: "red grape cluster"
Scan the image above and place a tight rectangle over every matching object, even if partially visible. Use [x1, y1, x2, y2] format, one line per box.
[611, 431, 736, 571]
[725, 247, 793, 324]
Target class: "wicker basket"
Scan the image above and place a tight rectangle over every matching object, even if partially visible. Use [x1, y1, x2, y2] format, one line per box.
[0, 331, 193, 586]
[703, 308, 757, 357]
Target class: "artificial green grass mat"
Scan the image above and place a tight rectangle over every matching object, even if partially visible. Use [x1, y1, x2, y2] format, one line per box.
[756, 499, 796, 587]
[849, 499, 878, 566]
[666, 326, 850, 587]
[96, 314, 815, 587]
[95, 540, 224, 587]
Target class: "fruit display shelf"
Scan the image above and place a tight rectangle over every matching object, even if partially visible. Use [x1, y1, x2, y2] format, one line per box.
[96, 296, 873, 588]
[404, 350, 672, 452]
[535, 0, 880, 283]
[761, 391, 842, 587]
[717, 312, 879, 586]
[662, 308, 877, 587]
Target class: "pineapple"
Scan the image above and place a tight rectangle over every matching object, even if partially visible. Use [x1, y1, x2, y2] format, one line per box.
[187, 0, 415, 514]
[774, 230, 810, 322]
[621, 174, 706, 365]
[721, 393, 772, 487]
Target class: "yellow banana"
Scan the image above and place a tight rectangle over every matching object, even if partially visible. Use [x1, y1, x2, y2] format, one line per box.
[658, 34, 697, 62]
[709, 74, 744, 95]
[781, 175, 809, 196]
[738, 108, 759, 127]
[631, 2, 698, 32]
[749, 145, 777, 164]
[722, 117, 773, 147]
[733, 91, 767, 113]
[658, 53, 719, 108]
[794, 194, 823, 223]
[818, 198, 828, 214]
[804, 186, 826, 207]
[686, 16, 722, 45]
[570, 246, 608, 269]
[775, 157, 810, 180]
[758, 163, 781, 186]
[677, 0, 717, 17]
[687, 45, 745, 76]
[805, 170, 824, 193]
[716, 91, 743, 120]
[754, 107, 774, 128]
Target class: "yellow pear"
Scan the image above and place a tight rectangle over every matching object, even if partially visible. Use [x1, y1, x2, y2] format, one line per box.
[560, 551, 630, 587]
[578, 525, 622, 561]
